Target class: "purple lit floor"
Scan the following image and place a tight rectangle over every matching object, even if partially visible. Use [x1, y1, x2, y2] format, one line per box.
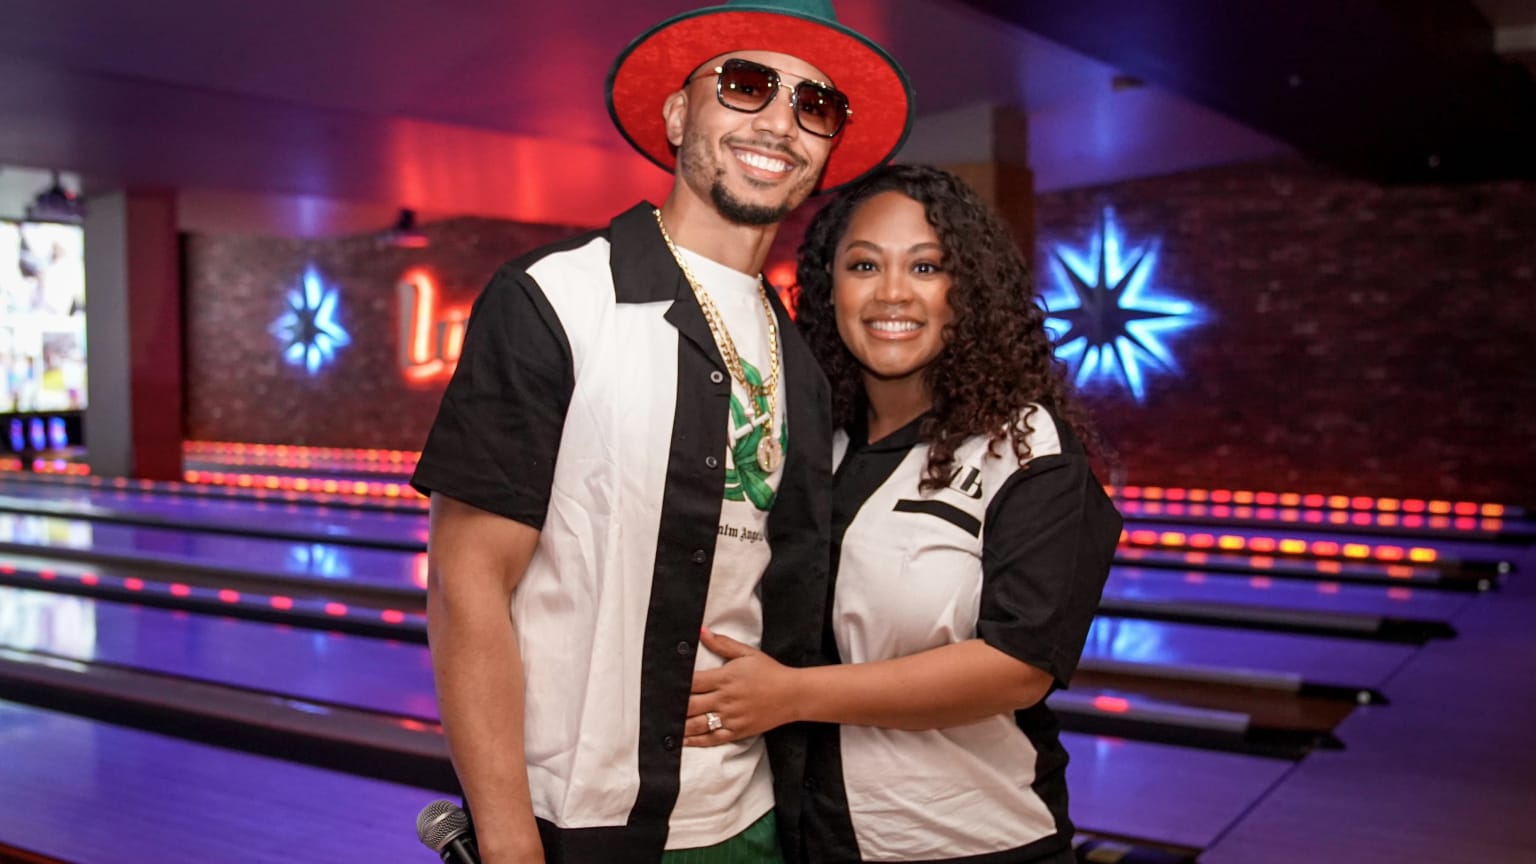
[0, 477, 1531, 861]
[1202, 542, 1536, 862]
[0, 699, 437, 863]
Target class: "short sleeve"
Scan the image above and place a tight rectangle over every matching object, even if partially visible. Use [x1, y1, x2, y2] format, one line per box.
[409, 266, 574, 528]
[976, 454, 1122, 687]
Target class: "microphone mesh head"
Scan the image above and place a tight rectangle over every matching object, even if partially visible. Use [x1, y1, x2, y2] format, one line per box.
[416, 799, 469, 852]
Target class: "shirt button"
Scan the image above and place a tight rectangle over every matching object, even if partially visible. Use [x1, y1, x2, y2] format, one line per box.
[705, 456, 719, 469]
[676, 641, 692, 656]
[663, 736, 677, 751]
[710, 370, 725, 385]
[691, 550, 707, 564]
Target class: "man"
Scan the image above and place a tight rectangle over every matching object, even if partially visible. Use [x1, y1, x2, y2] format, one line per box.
[409, 1, 913, 862]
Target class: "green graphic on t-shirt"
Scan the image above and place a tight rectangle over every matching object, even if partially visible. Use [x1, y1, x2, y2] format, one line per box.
[724, 359, 787, 512]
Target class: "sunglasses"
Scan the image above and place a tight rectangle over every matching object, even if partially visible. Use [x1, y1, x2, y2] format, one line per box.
[686, 58, 853, 139]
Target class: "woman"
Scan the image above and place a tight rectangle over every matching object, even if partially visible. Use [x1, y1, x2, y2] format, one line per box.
[683, 164, 1122, 863]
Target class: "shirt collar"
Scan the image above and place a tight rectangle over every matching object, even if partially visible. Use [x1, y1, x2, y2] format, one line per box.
[847, 402, 929, 455]
[607, 201, 688, 305]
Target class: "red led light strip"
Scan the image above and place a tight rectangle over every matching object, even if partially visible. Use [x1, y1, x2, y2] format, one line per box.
[1118, 528, 1439, 564]
[1108, 485, 1509, 519]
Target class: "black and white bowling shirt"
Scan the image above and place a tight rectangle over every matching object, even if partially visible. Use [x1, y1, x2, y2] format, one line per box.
[411, 203, 831, 862]
[803, 405, 1120, 863]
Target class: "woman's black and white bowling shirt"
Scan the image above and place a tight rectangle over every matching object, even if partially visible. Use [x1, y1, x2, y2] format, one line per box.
[805, 404, 1121, 863]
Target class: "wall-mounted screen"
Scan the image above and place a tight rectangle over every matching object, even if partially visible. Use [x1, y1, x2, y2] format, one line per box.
[0, 220, 86, 414]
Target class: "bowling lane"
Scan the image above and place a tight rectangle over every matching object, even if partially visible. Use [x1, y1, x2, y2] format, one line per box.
[0, 512, 423, 591]
[1082, 617, 1415, 689]
[0, 480, 425, 548]
[1107, 566, 1473, 622]
[1122, 519, 1519, 572]
[0, 700, 435, 864]
[1, 588, 1291, 855]
[1117, 499, 1535, 545]
[1065, 731, 1293, 850]
[0, 586, 437, 719]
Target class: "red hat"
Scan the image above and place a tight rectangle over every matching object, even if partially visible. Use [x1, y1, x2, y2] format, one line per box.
[606, 0, 914, 191]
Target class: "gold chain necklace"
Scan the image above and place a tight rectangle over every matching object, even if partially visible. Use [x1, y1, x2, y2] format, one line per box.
[653, 208, 784, 473]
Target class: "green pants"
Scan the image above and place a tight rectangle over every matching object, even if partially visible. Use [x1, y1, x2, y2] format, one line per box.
[661, 811, 784, 864]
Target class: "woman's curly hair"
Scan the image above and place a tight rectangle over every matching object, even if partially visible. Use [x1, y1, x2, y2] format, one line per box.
[796, 163, 1096, 490]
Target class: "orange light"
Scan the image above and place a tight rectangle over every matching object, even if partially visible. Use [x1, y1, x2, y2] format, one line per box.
[1375, 546, 1404, 562]
[1386, 565, 1413, 579]
[1233, 490, 1255, 505]
[414, 553, 430, 590]
[1377, 498, 1400, 512]
[1483, 504, 1505, 517]
[1159, 531, 1186, 546]
[1317, 560, 1342, 574]
[1189, 534, 1215, 549]
[1092, 695, 1132, 714]
[1130, 530, 1159, 545]
[1249, 537, 1277, 553]
[1428, 500, 1451, 515]
[1328, 495, 1350, 509]
[1249, 555, 1275, 569]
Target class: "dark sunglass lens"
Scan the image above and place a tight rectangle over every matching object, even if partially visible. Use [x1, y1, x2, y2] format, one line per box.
[794, 83, 847, 137]
[718, 60, 777, 112]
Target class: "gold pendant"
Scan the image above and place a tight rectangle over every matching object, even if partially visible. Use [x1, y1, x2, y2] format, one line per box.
[756, 435, 784, 473]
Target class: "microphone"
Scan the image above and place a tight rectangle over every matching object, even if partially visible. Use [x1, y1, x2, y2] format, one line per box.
[416, 800, 481, 864]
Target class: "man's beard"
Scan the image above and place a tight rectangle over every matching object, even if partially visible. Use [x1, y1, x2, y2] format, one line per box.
[678, 129, 810, 227]
[710, 180, 790, 226]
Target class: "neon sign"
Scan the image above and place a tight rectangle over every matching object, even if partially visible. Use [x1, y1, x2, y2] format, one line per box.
[270, 265, 350, 375]
[1044, 208, 1202, 402]
[398, 268, 468, 382]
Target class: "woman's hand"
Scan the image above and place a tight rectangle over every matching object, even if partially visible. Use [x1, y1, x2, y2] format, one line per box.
[683, 628, 804, 746]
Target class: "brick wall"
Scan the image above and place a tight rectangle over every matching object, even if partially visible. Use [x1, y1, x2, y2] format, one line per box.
[1036, 156, 1536, 503]
[184, 217, 585, 451]
[185, 156, 1536, 502]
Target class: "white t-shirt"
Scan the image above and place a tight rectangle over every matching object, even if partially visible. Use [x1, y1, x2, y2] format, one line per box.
[668, 246, 784, 848]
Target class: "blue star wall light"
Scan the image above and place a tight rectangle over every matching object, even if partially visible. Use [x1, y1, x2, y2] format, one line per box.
[1043, 208, 1203, 403]
[270, 265, 351, 375]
